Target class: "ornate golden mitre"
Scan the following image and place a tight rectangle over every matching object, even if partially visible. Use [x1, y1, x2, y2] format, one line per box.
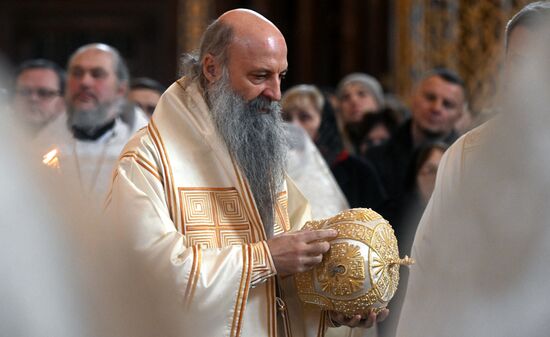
[294, 208, 414, 315]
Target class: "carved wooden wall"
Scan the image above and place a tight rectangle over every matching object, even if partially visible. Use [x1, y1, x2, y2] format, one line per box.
[393, 0, 530, 114]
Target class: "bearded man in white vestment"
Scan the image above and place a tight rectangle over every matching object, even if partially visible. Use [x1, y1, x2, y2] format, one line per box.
[395, 2, 550, 337]
[106, 9, 386, 337]
[36, 43, 148, 202]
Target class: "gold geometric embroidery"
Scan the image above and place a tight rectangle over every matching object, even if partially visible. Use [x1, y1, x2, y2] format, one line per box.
[215, 190, 248, 225]
[179, 187, 252, 248]
[183, 192, 213, 224]
[274, 191, 290, 235]
[250, 241, 275, 286]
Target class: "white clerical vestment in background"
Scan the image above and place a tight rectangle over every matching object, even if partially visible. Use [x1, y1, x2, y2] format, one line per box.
[285, 123, 349, 220]
[35, 115, 134, 201]
[106, 77, 333, 337]
[396, 119, 550, 337]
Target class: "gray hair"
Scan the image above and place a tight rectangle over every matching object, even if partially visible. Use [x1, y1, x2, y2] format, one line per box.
[67, 43, 130, 84]
[505, 1, 550, 50]
[336, 72, 384, 108]
[180, 20, 234, 87]
[281, 84, 325, 112]
[207, 69, 286, 237]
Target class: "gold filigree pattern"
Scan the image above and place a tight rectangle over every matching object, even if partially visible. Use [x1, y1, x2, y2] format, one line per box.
[295, 208, 414, 316]
[316, 242, 365, 296]
[369, 223, 401, 302]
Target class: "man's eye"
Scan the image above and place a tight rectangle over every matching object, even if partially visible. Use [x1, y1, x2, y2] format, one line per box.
[91, 69, 107, 79]
[443, 100, 456, 109]
[70, 68, 84, 78]
[425, 93, 436, 101]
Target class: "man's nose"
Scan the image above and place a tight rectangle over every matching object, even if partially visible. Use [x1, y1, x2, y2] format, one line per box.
[27, 91, 41, 102]
[431, 98, 444, 114]
[263, 78, 282, 101]
[78, 72, 94, 87]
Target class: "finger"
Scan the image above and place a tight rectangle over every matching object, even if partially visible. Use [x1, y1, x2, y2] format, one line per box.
[358, 312, 376, 329]
[329, 311, 345, 325]
[303, 241, 331, 255]
[299, 229, 338, 242]
[377, 309, 389, 322]
[346, 314, 363, 328]
[301, 255, 324, 269]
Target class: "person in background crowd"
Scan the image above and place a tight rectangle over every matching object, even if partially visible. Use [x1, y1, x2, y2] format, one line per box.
[365, 68, 466, 203]
[281, 84, 324, 140]
[345, 107, 400, 155]
[281, 85, 350, 219]
[281, 83, 386, 210]
[315, 87, 346, 166]
[336, 72, 385, 155]
[383, 142, 448, 256]
[11, 59, 66, 135]
[337, 72, 384, 124]
[128, 77, 165, 119]
[35, 43, 147, 201]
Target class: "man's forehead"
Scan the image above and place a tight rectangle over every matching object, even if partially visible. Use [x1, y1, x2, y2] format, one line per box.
[69, 49, 115, 70]
[17, 68, 58, 86]
[420, 76, 462, 94]
[228, 36, 287, 67]
[18, 68, 56, 80]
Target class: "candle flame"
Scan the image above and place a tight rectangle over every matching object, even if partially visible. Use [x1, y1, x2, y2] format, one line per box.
[42, 148, 60, 169]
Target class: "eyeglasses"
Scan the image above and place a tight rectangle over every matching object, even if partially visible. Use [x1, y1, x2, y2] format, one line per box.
[15, 88, 61, 100]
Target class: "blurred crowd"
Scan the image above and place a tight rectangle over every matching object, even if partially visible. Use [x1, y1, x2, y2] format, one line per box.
[1, 42, 482, 257]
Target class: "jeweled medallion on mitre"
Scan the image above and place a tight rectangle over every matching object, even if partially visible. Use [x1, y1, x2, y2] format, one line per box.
[294, 208, 414, 315]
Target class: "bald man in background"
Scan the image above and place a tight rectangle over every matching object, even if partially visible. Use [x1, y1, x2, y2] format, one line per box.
[36, 43, 147, 202]
[106, 9, 385, 337]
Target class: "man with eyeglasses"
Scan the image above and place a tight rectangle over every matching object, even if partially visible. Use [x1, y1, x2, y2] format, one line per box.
[36, 43, 147, 202]
[12, 59, 66, 135]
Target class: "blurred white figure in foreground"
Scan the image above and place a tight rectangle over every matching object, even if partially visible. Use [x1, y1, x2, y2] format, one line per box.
[396, 2, 550, 337]
[0, 93, 176, 336]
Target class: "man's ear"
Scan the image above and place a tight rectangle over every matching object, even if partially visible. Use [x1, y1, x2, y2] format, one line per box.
[202, 53, 222, 84]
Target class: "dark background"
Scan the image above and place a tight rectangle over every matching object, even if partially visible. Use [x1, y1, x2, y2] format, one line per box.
[0, 0, 391, 91]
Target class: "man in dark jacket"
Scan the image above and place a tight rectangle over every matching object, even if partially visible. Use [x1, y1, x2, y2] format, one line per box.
[366, 68, 466, 201]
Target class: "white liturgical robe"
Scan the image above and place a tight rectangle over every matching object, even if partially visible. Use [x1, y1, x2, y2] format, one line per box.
[396, 118, 550, 337]
[105, 77, 334, 337]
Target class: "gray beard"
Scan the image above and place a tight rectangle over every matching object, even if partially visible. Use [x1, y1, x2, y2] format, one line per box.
[67, 99, 121, 132]
[206, 74, 287, 237]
